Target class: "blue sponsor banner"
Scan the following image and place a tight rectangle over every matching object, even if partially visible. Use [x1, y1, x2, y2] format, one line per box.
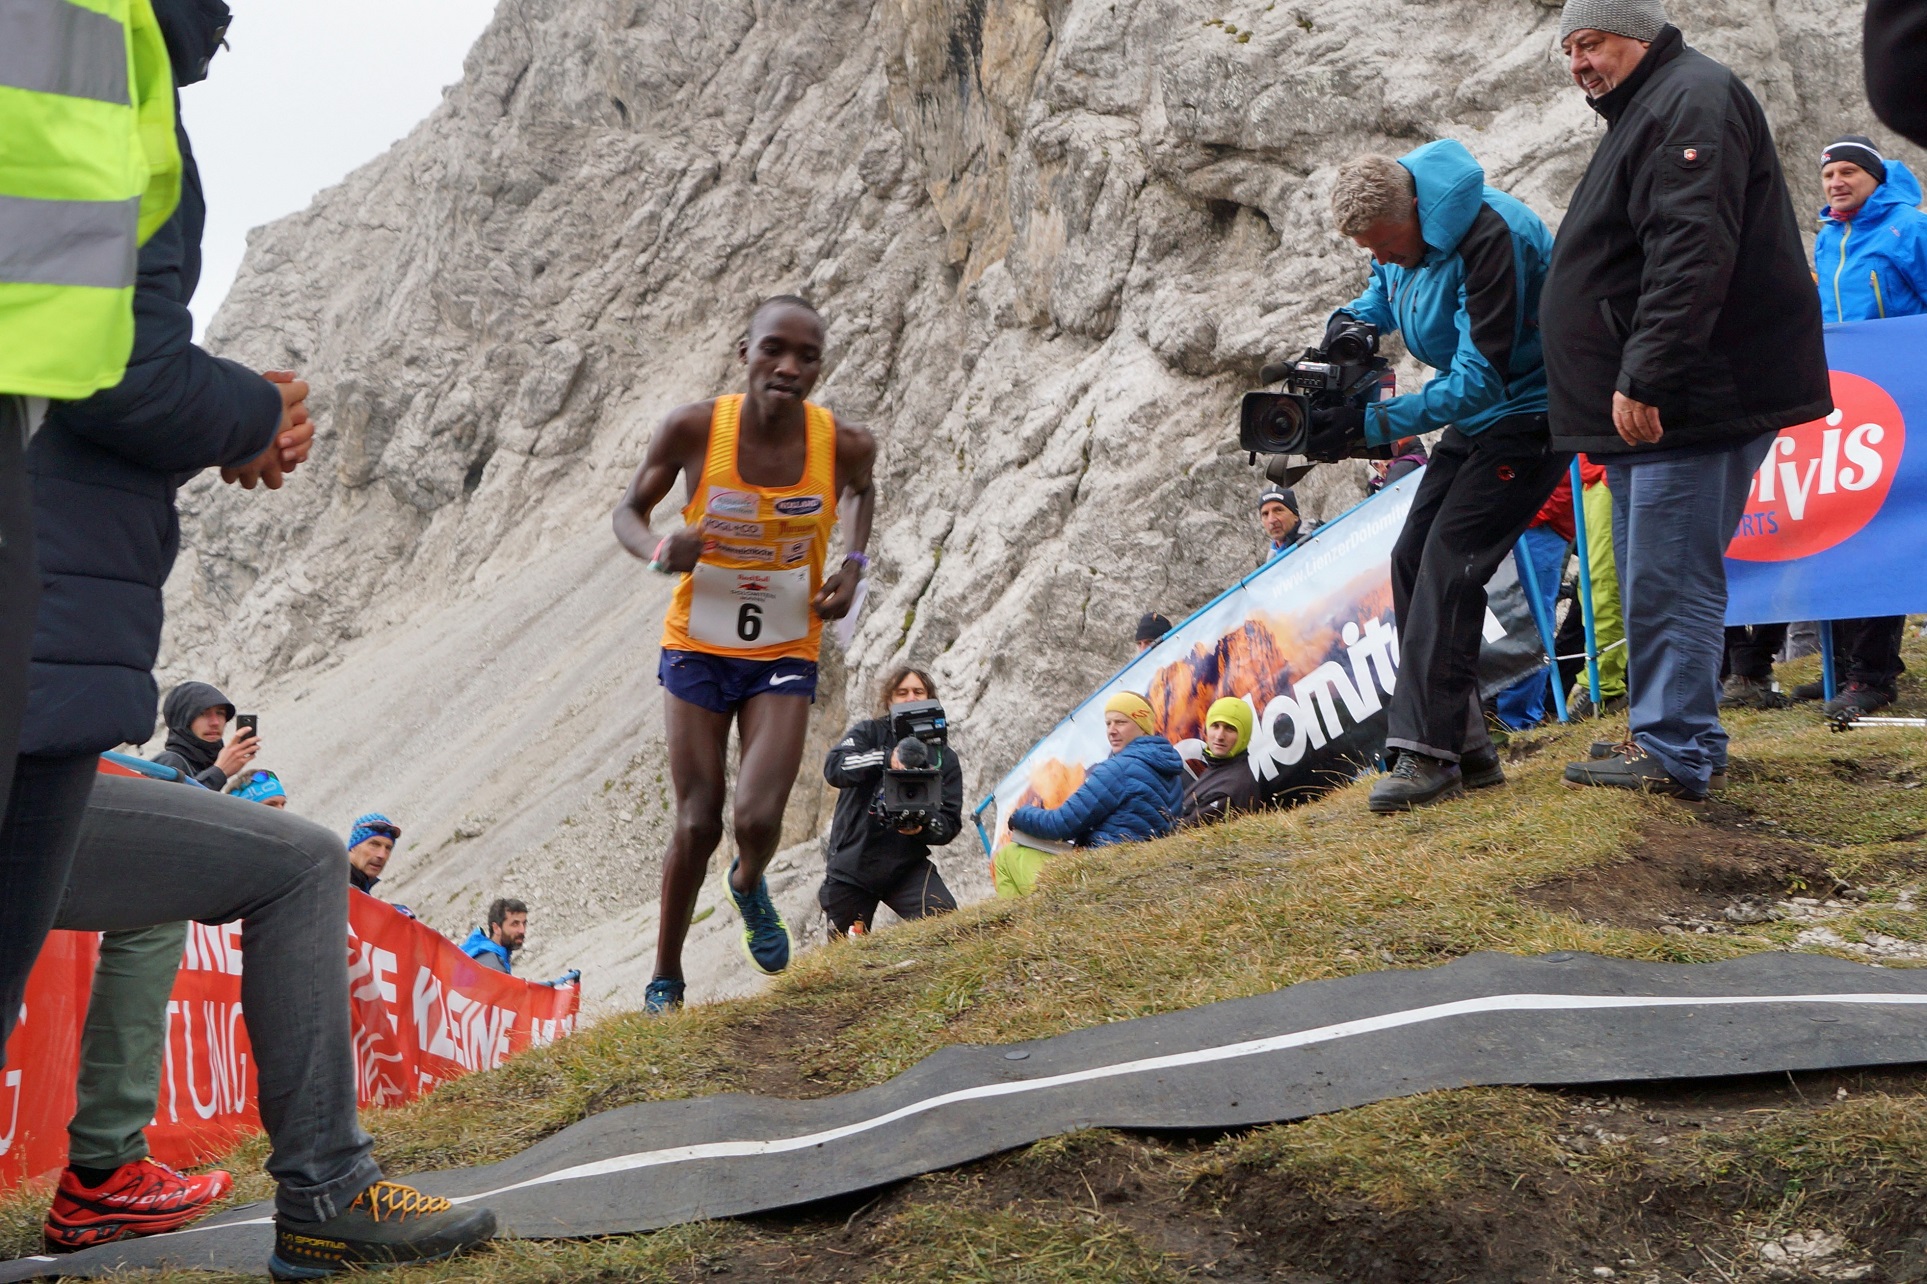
[1725, 316, 1926, 624]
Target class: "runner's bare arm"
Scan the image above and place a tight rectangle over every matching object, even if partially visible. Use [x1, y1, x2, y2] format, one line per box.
[612, 402, 714, 570]
[813, 421, 877, 619]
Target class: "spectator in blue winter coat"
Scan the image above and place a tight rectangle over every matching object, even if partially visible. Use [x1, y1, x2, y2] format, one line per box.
[1798, 135, 1925, 719]
[995, 693, 1185, 897]
[462, 899, 527, 975]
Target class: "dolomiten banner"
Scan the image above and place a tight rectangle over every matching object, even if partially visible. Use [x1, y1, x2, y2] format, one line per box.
[0, 891, 579, 1190]
[983, 471, 1547, 847]
[1726, 315, 1927, 623]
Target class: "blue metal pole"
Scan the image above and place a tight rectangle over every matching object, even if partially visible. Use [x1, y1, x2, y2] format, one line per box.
[1820, 620, 1837, 702]
[1514, 536, 1570, 724]
[972, 796, 995, 858]
[1567, 457, 1603, 708]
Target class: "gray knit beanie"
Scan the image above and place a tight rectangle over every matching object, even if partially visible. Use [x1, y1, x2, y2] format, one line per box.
[1558, 0, 1668, 43]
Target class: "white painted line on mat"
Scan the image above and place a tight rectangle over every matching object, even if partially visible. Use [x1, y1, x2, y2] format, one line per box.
[120, 987, 1927, 1243]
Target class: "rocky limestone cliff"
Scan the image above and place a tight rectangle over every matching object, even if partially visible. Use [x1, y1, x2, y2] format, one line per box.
[166, 0, 1917, 1008]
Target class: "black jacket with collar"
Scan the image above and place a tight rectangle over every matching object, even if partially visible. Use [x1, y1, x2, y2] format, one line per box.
[1541, 26, 1830, 457]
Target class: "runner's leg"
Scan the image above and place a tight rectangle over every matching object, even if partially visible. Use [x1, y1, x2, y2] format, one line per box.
[726, 692, 813, 893]
[652, 694, 732, 982]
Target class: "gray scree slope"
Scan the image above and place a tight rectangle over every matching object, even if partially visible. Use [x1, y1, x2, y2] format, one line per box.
[161, 0, 1915, 1007]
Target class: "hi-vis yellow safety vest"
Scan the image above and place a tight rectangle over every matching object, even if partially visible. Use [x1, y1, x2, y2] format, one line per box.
[0, 0, 181, 400]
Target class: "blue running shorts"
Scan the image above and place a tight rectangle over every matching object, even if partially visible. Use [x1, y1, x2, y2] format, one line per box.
[658, 649, 818, 714]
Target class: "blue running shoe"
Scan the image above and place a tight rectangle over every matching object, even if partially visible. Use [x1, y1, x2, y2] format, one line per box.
[727, 859, 791, 975]
[642, 977, 685, 1015]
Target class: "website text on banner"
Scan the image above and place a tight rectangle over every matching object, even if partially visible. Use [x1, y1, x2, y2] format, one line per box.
[1726, 315, 1926, 624]
[986, 473, 1548, 845]
[0, 895, 579, 1190]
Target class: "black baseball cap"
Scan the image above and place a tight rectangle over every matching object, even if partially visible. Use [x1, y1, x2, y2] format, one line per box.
[1135, 613, 1174, 644]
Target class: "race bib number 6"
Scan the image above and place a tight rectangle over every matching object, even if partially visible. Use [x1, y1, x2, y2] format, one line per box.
[687, 564, 812, 649]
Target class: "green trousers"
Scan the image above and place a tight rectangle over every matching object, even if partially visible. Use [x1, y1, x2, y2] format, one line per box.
[992, 843, 1052, 899]
[1580, 479, 1628, 702]
[68, 922, 185, 1168]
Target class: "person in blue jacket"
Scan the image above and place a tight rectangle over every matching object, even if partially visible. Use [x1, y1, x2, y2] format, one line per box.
[1311, 141, 1571, 813]
[1801, 134, 1925, 718]
[462, 899, 528, 975]
[996, 693, 1184, 897]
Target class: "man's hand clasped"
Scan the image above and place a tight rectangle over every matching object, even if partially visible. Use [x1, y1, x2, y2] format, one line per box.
[1304, 404, 1368, 462]
[648, 528, 706, 575]
[1611, 390, 1665, 446]
[222, 371, 315, 490]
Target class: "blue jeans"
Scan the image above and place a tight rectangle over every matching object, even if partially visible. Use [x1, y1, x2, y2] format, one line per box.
[1607, 433, 1776, 790]
[1495, 525, 1571, 729]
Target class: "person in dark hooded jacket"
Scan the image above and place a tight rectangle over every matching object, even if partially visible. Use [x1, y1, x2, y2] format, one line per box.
[0, 3, 495, 1270]
[1542, 2, 1830, 801]
[1179, 698, 1264, 828]
[148, 680, 258, 790]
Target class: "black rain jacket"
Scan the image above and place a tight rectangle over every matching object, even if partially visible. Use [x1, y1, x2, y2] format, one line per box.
[1178, 751, 1264, 828]
[822, 718, 963, 896]
[1541, 26, 1830, 457]
[147, 680, 235, 790]
[1866, 0, 1927, 148]
[20, 0, 282, 758]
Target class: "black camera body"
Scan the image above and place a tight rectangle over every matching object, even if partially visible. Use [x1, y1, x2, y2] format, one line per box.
[1239, 319, 1389, 461]
[873, 700, 948, 830]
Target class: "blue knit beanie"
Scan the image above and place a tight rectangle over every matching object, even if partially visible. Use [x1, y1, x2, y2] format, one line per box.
[234, 770, 286, 805]
[348, 812, 400, 850]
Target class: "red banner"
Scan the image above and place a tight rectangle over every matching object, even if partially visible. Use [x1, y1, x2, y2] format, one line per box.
[0, 893, 579, 1189]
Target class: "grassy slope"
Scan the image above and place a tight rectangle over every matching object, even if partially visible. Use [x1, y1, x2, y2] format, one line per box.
[7, 637, 1927, 1281]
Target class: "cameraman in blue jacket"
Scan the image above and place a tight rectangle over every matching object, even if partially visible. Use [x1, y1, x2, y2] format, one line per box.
[1308, 141, 1569, 813]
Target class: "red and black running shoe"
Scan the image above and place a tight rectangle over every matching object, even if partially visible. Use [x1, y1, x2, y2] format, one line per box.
[43, 1158, 234, 1252]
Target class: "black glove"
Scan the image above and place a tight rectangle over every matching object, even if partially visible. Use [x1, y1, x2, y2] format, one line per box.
[1322, 312, 1359, 348]
[1304, 404, 1366, 462]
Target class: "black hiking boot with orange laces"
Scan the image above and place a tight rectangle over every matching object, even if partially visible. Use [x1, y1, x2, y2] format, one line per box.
[269, 1181, 495, 1279]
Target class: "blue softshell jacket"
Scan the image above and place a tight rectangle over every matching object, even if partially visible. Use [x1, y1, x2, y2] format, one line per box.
[1816, 160, 1927, 323]
[1007, 735, 1186, 849]
[461, 928, 514, 975]
[1335, 138, 1554, 445]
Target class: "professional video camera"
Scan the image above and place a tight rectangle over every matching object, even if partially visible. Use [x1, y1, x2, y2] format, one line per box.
[1239, 318, 1391, 482]
[873, 700, 948, 830]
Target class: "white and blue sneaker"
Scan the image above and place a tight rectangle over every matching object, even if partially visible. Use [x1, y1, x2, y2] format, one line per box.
[727, 859, 792, 975]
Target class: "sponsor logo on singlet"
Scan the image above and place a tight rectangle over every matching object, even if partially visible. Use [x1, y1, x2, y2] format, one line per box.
[778, 537, 813, 567]
[703, 517, 766, 539]
[707, 488, 760, 518]
[706, 539, 776, 564]
[774, 495, 823, 516]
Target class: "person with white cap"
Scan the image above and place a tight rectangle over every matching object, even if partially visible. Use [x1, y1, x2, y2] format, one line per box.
[1541, 0, 1830, 800]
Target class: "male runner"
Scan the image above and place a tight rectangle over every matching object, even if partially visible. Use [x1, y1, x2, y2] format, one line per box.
[613, 296, 875, 1014]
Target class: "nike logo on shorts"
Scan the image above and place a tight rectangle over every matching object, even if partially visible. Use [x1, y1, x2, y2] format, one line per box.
[769, 673, 806, 686]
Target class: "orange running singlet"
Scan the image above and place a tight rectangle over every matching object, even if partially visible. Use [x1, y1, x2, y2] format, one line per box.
[660, 394, 840, 662]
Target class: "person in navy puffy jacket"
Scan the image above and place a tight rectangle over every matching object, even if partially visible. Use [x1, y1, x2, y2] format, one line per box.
[1007, 693, 1185, 849]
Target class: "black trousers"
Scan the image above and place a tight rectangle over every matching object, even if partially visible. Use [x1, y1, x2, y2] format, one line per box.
[1723, 624, 1788, 683]
[0, 754, 98, 1046]
[818, 860, 957, 935]
[1386, 421, 1572, 762]
[1, 396, 33, 817]
[1834, 616, 1907, 693]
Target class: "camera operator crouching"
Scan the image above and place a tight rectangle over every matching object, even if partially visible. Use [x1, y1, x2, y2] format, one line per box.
[817, 667, 963, 937]
[1313, 142, 1572, 813]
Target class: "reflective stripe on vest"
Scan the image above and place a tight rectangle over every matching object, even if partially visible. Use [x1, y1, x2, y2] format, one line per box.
[0, 193, 139, 288]
[0, 0, 131, 104]
[0, 0, 177, 398]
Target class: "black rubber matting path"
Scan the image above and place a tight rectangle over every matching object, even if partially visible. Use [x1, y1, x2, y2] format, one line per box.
[10, 949, 1927, 1278]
